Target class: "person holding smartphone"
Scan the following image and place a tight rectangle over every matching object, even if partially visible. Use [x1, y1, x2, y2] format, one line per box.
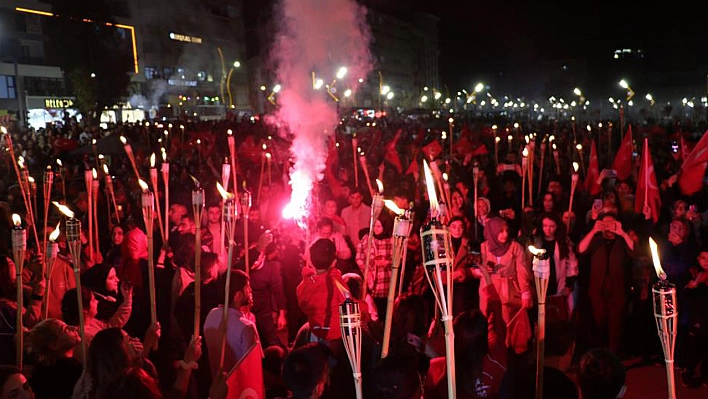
[577, 212, 634, 354]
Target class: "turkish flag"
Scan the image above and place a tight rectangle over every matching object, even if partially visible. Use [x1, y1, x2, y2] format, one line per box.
[225, 342, 264, 399]
[612, 125, 633, 180]
[584, 140, 602, 195]
[635, 138, 661, 223]
[405, 158, 419, 175]
[678, 130, 708, 196]
[422, 140, 442, 160]
[384, 129, 403, 173]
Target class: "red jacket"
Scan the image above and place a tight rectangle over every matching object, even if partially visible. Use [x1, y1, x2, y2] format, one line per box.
[296, 267, 346, 341]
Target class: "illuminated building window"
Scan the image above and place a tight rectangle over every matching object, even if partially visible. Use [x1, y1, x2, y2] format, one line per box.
[0, 76, 17, 99]
[145, 67, 157, 80]
[197, 71, 206, 81]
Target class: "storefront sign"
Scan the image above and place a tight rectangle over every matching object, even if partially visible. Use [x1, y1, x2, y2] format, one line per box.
[45, 98, 74, 108]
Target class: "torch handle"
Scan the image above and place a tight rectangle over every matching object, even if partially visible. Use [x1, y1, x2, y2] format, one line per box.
[219, 218, 236, 371]
[14, 253, 24, 369]
[381, 237, 405, 359]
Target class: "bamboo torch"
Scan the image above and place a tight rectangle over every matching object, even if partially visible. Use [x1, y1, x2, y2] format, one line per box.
[57, 159, 66, 203]
[240, 190, 252, 276]
[217, 182, 237, 371]
[420, 160, 456, 399]
[522, 147, 528, 208]
[139, 180, 157, 331]
[220, 158, 231, 259]
[83, 169, 93, 262]
[358, 152, 375, 198]
[56, 202, 87, 366]
[361, 180, 384, 302]
[552, 142, 560, 175]
[352, 135, 359, 188]
[42, 224, 60, 320]
[161, 149, 169, 247]
[227, 129, 238, 197]
[91, 169, 100, 257]
[149, 154, 166, 246]
[649, 238, 677, 399]
[567, 163, 579, 231]
[103, 164, 120, 224]
[192, 183, 205, 338]
[381, 201, 413, 358]
[529, 245, 550, 399]
[473, 163, 479, 241]
[11, 214, 26, 369]
[340, 296, 363, 399]
[537, 136, 547, 195]
[120, 136, 142, 183]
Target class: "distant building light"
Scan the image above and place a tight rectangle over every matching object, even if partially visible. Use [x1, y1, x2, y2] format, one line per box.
[169, 32, 203, 44]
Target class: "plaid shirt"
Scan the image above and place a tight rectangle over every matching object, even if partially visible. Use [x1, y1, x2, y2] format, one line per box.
[356, 235, 393, 298]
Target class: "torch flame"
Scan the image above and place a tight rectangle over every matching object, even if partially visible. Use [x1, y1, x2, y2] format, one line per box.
[576, 144, 583, 150]
[266, 152, 271, 159]
[138, 179, 149, 192]
[216, 182, 234, 200]
[649, 237, 667, 280]
[53, 201, 74, 219]
[189, 174, 201, 188]
[423, 160, 439, 213]
[522, 147, 528, 157]
[227, 129, 232, 136]
[384, 200, 404, 216]
[12, 214, 21, 227]
[92, 138, 97, 145]
[528, 245, 546, 256]
[552, 143, 557, 150]
[549, 135, 555, 142]
[573, 162, 579, 173]
[525, 135, 529, 144]
[120, 136, 127, 145]
[161, 147, 167, 162]
[28, 176, 35, 183]
[56, 159, 63, 167]
[0, 126, 6, 134]
[92, 168, 97, 179]
[376, 179, 383, 193]
[103, 164, 109, 175]
[18, 156, 24, 169]
[49, 223, 60, 242]
[495, 137, 500, 143]
[150, 153, 156, 168]
[262, 143, 267, 151]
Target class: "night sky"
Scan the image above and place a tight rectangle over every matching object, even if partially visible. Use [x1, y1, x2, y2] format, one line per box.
[411, 0, 708, 91]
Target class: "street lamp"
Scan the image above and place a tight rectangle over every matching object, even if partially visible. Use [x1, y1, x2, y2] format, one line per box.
[336, 66, 348, 80]
[619, 79, 635, 101]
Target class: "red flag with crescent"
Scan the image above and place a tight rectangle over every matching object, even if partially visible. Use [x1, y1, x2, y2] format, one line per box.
[678, 130, 708, 196]
[635, 138, 661, 223]
[612, 125, 633, 180]
[225, 342, 264, 399]
[384, 129, 403, 173]
[584, 140, 602, 195]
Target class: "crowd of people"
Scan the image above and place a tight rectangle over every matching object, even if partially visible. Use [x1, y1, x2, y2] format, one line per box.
[0, 111, 707, 399]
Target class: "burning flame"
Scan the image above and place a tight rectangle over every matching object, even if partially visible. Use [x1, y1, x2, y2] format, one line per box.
[495, 137, 500, 143]
[576, 144, 583, 150]
[18, 156, 24, 169]
[549, 135, 555, 142]
[150, 153, 156, 168]
[227, 129, 232, 136]
[266, 152, 272, 159]
[507, 134, 513, 141]
[573, 162, 579, 173]
[649, 237, 667, 280]
[92, 138, 97, 145]
[442, 172, 448, 182]
[161, 147, 167, 162]
[92, 168, 97, 179]
[189, 174, 201, 188]
[384, 200, 404, 216]
[216, 182, 234, 201]
[262, 143, 267, 151]
[376, 179, 383, 193]
[12, 214, 21, 227]
[28, 176, 35, 184]
[49, 223, 60, 242]
[138, 179, 149, 192]
[552, 143, 557, 151]
[525, 135, 529, 144]
[120, 136, 127, 145]
[56, 159, 63, 167]
[103, 164, 109, 175]
[522, 147, 528, 157]
[423, 160, 439, 213]
[53, 201, 74, 218]
[0, 126, 6, 134]
[528, 245, 546, 256]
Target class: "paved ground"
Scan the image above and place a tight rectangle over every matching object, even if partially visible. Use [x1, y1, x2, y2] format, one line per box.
[623, 360, 707, 399]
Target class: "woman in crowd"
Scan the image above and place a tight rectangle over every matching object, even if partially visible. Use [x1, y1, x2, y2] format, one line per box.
[531, 213, 579, 319]
[356, 215, 394, 317]
[477, 216, 532, 354]
[81, 263, 122, 321]
[450, 189, 472, 228]
[104, 224, 125, 269]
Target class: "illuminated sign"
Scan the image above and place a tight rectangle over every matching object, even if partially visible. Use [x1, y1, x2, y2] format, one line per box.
[169, 32, 203, 44]
[45, 98, 74, 108]
[168, 79, 198, 87]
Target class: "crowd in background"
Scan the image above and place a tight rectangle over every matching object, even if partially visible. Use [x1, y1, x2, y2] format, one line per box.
[0, 110, 707, 398]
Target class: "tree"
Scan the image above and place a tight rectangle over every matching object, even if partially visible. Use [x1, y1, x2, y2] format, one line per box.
[43, 0, 133, 125]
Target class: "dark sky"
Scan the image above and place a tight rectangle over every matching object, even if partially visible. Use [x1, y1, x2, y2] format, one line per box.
[410, 0, 708, 90]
